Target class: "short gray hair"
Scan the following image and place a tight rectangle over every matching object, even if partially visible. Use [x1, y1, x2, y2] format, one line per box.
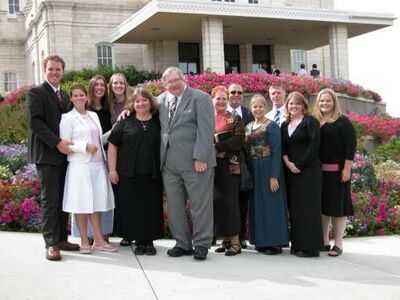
[162, 67, 185, 82]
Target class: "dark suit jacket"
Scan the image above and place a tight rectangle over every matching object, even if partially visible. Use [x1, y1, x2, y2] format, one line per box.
[26, 81, 70, 166]
[241, 106, 254, 126]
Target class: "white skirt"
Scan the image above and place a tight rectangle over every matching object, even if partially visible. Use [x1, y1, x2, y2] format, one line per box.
[63, 161, 115, 213]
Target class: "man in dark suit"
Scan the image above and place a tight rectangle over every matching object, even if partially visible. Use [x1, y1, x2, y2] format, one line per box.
[227, 83, 254, 249]
[159, 67, 216, 260]
[26, 55, 79, 261]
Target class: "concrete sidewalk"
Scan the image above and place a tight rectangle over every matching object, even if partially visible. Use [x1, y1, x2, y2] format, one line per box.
[1, 232, 400, 300]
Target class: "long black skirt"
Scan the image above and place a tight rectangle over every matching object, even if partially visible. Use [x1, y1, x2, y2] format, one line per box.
[214, 158, 241, 236]
[117, 174, 163, 241]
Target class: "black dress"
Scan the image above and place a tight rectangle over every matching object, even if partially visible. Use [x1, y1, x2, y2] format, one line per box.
[214, 113, 244, 236]
[281, 115, 323, 252]
[92, 107, 112, 134]
[320, 115, 356, 217]
[108, 114, 163, 242]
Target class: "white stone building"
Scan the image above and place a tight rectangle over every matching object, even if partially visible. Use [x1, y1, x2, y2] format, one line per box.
[0, 0, 395, 95]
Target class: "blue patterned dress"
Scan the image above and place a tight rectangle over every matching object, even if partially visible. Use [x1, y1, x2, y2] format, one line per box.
[245, 120, 289, 247]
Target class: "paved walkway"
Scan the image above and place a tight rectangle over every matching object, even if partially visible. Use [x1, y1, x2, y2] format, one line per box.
[1, 232, 400, 300]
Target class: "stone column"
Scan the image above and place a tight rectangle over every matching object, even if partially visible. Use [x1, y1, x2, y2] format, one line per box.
[240, 43, 253, 73]
[329, 23, 349, 79]
[201, 17, 224, 74]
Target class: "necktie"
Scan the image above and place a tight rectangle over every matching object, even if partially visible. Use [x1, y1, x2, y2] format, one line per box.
[273, 110, 280, 124]
[55, 89, 63, 108]
[169, 96, 178, 127]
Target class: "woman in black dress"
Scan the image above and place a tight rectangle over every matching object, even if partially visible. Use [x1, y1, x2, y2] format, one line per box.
[87, 75, 112, 135]
[108, 88, 163, 255]
[212, 86, 245, 256]
[313, 88, 356, 257]
[281, 91, 323, 257]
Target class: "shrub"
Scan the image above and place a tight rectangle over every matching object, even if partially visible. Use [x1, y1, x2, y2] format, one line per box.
[347, 112, 400, 143]
[351, 153, 378, 194]
[0, 144, 28, 173]
[0, 105, 28, 144]
[62, 65, 160, 87]
[374, 138, 400, 162]
[142, 72, 383, 102]
[0, 165, 12, 180]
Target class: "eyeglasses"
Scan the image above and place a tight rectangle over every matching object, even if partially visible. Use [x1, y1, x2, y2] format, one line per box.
[230, 91, 243, 95]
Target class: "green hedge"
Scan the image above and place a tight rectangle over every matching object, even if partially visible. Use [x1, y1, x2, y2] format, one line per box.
[62, 65, 161, 87]
[0, 103, 27, 144]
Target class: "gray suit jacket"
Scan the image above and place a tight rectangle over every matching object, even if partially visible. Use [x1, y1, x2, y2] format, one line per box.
[158, 86, 216, 171]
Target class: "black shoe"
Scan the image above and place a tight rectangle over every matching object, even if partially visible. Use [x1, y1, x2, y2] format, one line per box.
[145, 245, 157, 256]
[295, 250, 320, 258]
[240, 240, 247, 249]
[193, 246, 208, 260]
[255, 246, 268, 253]
[120, 239, 132, 246]
[265, 246, 283, 255]
[290, 248, 297, 255]
[167, 246, 194, 257]
[134, 245, 145, 255]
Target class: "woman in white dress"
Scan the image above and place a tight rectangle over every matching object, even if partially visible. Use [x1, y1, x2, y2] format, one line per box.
[60, 84, 117, 254]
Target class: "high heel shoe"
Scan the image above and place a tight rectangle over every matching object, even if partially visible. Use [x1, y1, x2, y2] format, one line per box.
[215, 239, 231, 253]
[225, 243, 241, 256]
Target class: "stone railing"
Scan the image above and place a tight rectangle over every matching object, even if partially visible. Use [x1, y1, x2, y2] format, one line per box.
[242, 93, 386, 115]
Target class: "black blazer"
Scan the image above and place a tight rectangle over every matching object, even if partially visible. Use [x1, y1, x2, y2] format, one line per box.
[241, 106, 254, 126]
[26, 81, 70, 166]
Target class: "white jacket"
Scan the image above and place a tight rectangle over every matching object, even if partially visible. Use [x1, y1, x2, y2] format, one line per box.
[60, 108, 106, 163]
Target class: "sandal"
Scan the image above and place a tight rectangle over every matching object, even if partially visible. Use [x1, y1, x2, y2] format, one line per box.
[215, 240, 231, 253]
[80, 245, 92, 255]
[225, 243, 241, 256]
[328, 245, 343, 257]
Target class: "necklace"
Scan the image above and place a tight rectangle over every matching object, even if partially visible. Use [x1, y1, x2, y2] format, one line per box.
[138, 119, 148, 131]
[137, 116, 152, 131]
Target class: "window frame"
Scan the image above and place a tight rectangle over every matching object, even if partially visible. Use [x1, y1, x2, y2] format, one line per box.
[8, 0, 20, 15]
[4, 71, 18, 93]
[96, 42, 114, 68]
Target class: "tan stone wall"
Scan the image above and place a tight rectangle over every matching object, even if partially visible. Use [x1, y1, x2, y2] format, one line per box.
[0, 11, 27, 94]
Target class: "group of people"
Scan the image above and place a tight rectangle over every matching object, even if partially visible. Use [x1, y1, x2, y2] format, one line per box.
[26, 54, 356, 262]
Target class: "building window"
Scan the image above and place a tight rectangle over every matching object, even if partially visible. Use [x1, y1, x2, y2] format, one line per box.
[211, 0, 235, 2]
[179, 43, 200, 75]
[97, 43, 113, 67]
[248, 0, 258, 3]
[8, 0, 20, 14]
[252, 45, 271, 73]
[4, 71, 18, 92]
[290, 49, 306, 73]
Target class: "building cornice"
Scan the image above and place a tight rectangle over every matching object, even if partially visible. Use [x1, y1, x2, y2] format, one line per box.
[111, 0, 394, 43]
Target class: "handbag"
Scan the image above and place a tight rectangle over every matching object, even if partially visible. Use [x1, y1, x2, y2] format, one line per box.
[239, 152, 253, 192]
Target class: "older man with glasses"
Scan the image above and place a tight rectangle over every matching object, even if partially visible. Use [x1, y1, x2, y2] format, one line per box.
[227, 83, 254, 249]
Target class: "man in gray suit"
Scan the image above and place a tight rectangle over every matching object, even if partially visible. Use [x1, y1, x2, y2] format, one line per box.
[159, 67, 216, 260]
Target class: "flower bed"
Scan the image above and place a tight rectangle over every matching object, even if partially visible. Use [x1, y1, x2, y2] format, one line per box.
[143, 72, 382, 102]
[0, 143, 399, 237]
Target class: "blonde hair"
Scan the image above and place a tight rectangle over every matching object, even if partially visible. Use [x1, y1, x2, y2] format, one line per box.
[313, 88, 341, 122]
[108, 73, 129, 114]
[250, 94, 268, 112]
[284, 91, 309, 123]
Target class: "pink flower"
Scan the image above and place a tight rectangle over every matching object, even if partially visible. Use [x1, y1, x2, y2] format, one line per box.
[377, 228, 386, 236]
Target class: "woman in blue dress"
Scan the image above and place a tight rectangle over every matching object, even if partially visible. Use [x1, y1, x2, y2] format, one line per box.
[245, 94, 289, 255]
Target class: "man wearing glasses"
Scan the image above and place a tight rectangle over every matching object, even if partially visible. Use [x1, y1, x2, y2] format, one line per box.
[159, 67, 216, 261]
[227, 83, 254, 249]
